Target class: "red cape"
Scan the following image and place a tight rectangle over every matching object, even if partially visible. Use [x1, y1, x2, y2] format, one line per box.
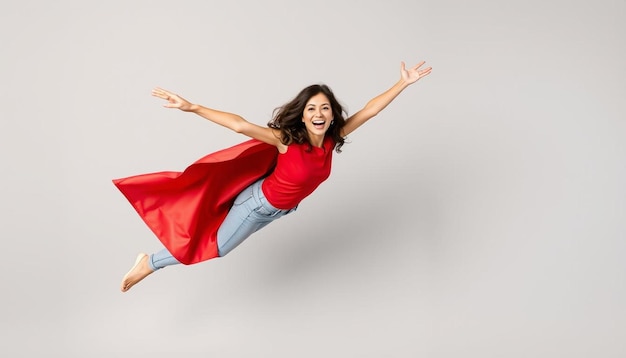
[113, 139, 278, 265]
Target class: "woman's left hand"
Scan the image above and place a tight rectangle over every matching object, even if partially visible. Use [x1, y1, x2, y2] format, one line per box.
[400, 61, 432, 84]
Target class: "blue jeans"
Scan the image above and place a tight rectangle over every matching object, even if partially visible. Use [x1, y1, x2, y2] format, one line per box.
[149, 179, 296, 271]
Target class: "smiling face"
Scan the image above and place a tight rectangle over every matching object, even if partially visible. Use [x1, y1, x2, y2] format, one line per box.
[302, 93, 334, 146]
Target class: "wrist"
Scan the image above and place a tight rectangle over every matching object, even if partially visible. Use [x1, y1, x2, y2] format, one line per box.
[395, 78, 411, 92]
[398, 78, 411, 88]
[185, 103, 200, 112]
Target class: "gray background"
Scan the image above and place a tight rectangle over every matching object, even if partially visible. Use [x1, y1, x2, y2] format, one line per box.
[1, 0, 624, 357]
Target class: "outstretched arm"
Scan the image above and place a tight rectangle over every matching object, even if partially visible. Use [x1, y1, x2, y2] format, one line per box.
[341, 61, 432, 137]
[151, 87, 284, 150]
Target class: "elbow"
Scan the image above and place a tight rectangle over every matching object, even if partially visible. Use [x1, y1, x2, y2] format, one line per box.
[231, 116, 247, 133]
[363, 106, 380, 119]
[363, 100, 382, 116]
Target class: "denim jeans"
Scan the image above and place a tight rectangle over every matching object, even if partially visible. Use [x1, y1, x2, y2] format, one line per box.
[149, 179, 296, 271]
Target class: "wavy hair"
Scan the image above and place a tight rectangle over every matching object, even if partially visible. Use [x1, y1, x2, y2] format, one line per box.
[268, 84, 347, 153]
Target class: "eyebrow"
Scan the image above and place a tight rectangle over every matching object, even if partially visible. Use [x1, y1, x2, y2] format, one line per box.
[306, 103, 330, 107]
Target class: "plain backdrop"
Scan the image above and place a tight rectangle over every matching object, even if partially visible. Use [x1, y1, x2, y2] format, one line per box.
[1, 0, 624, 357]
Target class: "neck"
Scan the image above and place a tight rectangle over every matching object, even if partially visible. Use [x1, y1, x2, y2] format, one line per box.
[309, 134, 325, 148]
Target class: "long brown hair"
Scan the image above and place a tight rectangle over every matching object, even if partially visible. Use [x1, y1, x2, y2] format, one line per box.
[268, 84, 347, 152]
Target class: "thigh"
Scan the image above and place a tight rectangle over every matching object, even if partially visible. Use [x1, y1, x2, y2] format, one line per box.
[216, 184, 277, 256]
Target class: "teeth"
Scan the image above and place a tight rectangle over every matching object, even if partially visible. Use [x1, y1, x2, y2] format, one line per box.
[313, 121, 325, 125]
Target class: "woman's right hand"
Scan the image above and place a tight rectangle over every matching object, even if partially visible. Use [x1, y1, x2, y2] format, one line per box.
[151, 87, 194, 111]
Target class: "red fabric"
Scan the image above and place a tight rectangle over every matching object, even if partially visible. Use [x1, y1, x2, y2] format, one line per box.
[262, 136, 334, 209]
[113, 139, 278, 265]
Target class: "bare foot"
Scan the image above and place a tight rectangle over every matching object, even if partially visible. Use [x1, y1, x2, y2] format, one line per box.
[120, 253, 154, 292]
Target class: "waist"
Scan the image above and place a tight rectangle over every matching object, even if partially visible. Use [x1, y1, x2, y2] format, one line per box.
[261, 177, 317, 210]
[250, 179, 296, 214]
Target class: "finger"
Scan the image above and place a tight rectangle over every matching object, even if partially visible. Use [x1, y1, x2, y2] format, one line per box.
[151, 89, 168, 99]
[412, 61, 426, 71]
[152, 87, 174, 99]
[163, 102, 179, 108]
[152, 89, 171, 99]
[400, 61, 406, 71]
[418, 67, 433, 77]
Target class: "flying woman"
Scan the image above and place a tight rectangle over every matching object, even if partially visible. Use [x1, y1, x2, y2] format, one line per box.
[117, 60, 432, 292]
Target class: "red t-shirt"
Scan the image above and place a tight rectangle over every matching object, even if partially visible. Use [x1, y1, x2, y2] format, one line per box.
[262, 136, 334, 209]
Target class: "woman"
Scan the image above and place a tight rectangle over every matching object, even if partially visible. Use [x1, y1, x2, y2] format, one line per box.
[118, 60, 432, 292]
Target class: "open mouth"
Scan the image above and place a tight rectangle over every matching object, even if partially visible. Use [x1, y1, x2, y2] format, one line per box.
[312, 120, 326, 129]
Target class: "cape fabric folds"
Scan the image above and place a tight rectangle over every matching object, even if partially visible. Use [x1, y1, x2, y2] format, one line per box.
[113, 139, 278, 265]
